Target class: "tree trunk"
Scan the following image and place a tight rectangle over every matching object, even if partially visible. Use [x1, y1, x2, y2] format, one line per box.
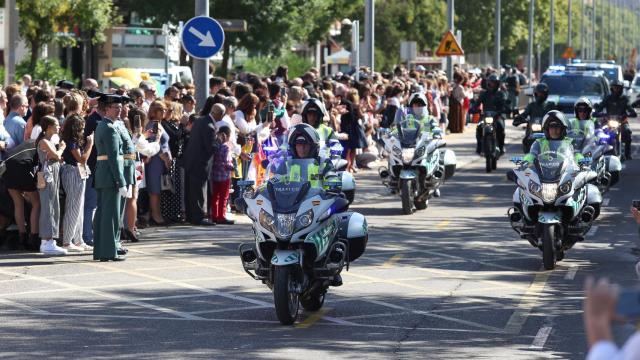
[221, 35, 232, 78]
[29, 39, 40, 74]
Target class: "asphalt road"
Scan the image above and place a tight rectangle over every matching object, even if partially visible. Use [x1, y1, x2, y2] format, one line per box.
[1, 120, 639, 359]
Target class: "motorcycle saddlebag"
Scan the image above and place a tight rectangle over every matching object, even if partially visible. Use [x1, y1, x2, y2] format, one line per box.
[441, 149, 457, 180]
[336, 211, 368, 262]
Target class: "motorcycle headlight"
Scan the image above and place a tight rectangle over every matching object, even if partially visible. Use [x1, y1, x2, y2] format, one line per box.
[414, 146, 426, 159]
[558, 181, 572, 195]
[484, 117, 494, 125]
[608, 120, 619, 129]
[528, 181, 541, 195]
[274, 213, 296, 239]
[541, 182, 559, 203]
[294, 209, 314, 232]
[402, 148, 415, 163]
[531, 124, 542, 132]
[259, 209, 275, 231]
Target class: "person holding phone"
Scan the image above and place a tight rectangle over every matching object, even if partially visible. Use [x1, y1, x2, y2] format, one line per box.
[584, 277, 640, 359]
[144, 101, 171, 226]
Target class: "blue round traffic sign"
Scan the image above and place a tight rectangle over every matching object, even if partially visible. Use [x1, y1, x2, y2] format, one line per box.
[181, 16, 225, 59]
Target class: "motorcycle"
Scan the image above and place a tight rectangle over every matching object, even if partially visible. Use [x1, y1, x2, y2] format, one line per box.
[378, 119, 456, 215]
[320, 139, 356, 203]
[598, 115, 625, 161]
[507, 145, 602, 270]
[522, 117, 544, 154]
[479, 111, 501, 173]
[236, 156, 368, 325]
[567, 129, 621, 192]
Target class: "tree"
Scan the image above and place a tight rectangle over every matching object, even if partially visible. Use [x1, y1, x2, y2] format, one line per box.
[16, 0, 118, 73]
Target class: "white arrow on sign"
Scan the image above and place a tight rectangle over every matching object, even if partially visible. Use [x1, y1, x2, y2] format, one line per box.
[188, 26, 216, 47]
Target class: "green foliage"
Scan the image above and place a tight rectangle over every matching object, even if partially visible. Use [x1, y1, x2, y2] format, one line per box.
[15, 58, 76, 85]
[16, 0, 118, 72]
[242, 53, 313, 79]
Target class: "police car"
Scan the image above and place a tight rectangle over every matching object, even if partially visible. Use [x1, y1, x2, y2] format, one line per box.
[540, 68, 610, 116]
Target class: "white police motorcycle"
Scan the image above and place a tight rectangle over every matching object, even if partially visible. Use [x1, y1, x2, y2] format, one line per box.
[236, 155, 368, 325]
[379, 119, 456, 215]
[507, 141, 602, 270]
[567, 128, 622, 192]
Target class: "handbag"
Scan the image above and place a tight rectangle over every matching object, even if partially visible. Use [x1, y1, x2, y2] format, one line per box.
[161, 173, 174, 193]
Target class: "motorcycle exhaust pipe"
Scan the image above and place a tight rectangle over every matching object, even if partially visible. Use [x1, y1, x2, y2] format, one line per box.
[379, 170, 390, 179]
[241, 248, 257, 263]
[510, 211, 522, 223]
[581, 206, 596, 223]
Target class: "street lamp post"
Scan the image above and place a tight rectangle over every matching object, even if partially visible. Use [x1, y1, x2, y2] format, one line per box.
[550, 0, 555, 65]
[494, 0, 501, 70]
[527, 0, 535, 82]
[446, 0, 455, 80]
[194, 0, 209, 109]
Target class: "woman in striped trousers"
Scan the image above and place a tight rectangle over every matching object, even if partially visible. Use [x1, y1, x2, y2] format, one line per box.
[60, 114, 94, 252]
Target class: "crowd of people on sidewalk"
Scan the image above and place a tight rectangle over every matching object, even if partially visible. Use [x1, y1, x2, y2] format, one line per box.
[0, 63, 528, 257]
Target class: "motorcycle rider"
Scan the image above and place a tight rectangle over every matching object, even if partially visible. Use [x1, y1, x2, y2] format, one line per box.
[394, 92, 441, 136]
[282, 123, 338, 189]
[594, 79, 637, 159]
[523, 110, 584, 165]
[513, 83, 556, 126]
[471, 74, 510, 155]
[567, 97, 601, 149]
[300, 98, 336, 143]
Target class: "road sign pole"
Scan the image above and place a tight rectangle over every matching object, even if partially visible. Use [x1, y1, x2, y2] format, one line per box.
[364, 0, 374, 72]
[446, 0, 454, 81]
[194, 0, 209, 112]
[494, 0, 501, 70]
[568, 0, 572, 49]
[550, 0, 555, 66]
[527, 0, 535, 82]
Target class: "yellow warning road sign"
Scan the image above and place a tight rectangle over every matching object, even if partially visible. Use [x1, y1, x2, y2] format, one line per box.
[435, 30, 464, 57]
[562, 47, 576, 59]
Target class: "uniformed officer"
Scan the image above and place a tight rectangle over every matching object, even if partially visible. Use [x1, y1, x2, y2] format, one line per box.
[523, 110, 584, 164]
[595, 79, 637, 159]
[300, 98, 336, 143]
[471, 74, 510, 154]
[93, 94, 128, 262]
[513, 83, 557, 153]
[393, 92, 440, 136]
[113, 96, 137, 247]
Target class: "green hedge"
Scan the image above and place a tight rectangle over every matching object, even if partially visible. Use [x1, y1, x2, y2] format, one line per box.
[242, 53, 313, 79]
[14, 58, 76, 86]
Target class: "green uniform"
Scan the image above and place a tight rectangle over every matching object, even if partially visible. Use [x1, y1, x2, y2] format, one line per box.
[316, 124, 336, 143]
[523, 138, 584, 163]
[93, 116, 126, 260]
[114, 120, 136, 247]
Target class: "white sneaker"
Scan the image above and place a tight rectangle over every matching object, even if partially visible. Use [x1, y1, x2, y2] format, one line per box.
[77, 242, 93, 251]
[63, 243, 84, 252]
[40, 239, 67, 256]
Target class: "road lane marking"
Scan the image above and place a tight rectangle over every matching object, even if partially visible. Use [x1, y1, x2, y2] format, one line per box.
[381, 254, 403, 268]
[0, 298, 50, 315]
[564, 266, 578, 280]
[603, 198, 610, 206]
[0, 268, 206, 320]
[503, 269, 550, 334]
[530, 325, 553, 350]
[436, 220, 451, 229]
[362, 298, 502, 332]
[473, 195, 487, 202]
[587, 226, 599, 237]
[296, 307, 332, 329]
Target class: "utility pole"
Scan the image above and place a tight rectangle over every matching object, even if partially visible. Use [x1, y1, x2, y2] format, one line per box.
[194, 0, 209, 110]
[607, 0, 611, 58]
[568, 0, 572, 49]
[591, 2, 596, 59]
[581, 0, 585, 58]
[550, 0, 555, 65]
[527, 0, 535, 82]
[4, 0, 18, 85]
[352, 20, 360, 81]
[494, 0, 501, 70]
[600, 0, 604, 59]
[364, 0, 374, 73]
[446, 0, 455, 80]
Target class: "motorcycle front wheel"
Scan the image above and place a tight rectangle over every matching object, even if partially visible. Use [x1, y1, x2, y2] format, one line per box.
[400, 179, 414, 215]
[542, 224, 557, 270]
[273, 265, 301, 325]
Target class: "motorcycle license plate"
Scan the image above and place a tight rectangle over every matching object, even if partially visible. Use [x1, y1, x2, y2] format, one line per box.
[400, 169, 417, 179]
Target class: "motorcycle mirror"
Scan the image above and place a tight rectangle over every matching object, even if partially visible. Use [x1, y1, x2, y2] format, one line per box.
[334, 196, 350, 213]
[506, 170, 517, 182]
[234, 197, 247, 214]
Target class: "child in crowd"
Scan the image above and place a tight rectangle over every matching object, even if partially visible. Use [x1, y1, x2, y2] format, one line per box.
[210, 126, 234, 225]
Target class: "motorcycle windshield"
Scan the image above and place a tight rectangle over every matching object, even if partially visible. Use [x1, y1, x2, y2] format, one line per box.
[267, 158, 324, 213]
[534, 151, 569, 182]
[396, 119, 422, 147]
[567, 129, 586, 150]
